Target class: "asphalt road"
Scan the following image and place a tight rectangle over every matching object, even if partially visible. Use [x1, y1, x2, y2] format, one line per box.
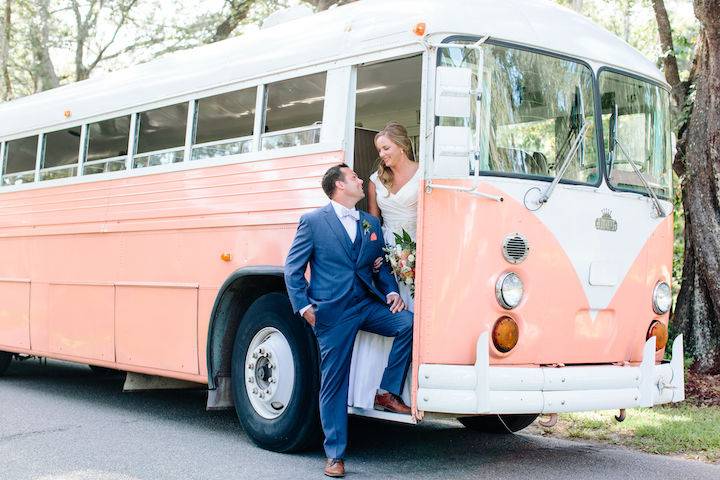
[0, 359, 717, 480]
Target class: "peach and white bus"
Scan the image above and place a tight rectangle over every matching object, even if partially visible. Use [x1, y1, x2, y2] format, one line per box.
[0, 0, 683, 452]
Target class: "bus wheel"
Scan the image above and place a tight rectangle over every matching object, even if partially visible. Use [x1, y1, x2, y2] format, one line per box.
[458, 414, 539, 434]
[231, 292, 321, 452]
[0, 351, 12, 376]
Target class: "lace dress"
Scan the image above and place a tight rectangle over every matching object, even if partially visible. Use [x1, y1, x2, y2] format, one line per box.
[347, 168, 420, 408]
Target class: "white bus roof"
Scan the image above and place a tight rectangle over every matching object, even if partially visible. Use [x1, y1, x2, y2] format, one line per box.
[0, 0, 665, 139]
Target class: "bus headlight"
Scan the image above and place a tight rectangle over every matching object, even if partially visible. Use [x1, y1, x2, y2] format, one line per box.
[652, 281, 671, 314]
[495, 272, 524, 309]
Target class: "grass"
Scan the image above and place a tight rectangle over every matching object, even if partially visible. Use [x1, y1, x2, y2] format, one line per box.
[529, 403, 720, 463]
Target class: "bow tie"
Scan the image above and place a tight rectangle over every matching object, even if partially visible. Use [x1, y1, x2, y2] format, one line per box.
[340, 207, 359, 221]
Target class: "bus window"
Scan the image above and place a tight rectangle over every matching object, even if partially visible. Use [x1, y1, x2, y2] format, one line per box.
[261, 72, 326, 150]
[134, 103, 188, 169]
[353, 55, 422, 210]
[192, 88, 256, 160]
[84, 115, 131, 175]
[2, 136, 38, 185]
[438, 43, 599, 184]
[40, 127, 81, 181]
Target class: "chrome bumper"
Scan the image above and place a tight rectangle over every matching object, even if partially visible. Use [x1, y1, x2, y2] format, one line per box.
[417, 334, 685, 414]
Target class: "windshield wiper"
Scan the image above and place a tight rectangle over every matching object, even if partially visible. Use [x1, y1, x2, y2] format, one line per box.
[538, 121, 589, 205]
[539, 86, 588, 206]
[612, 137, 667, 217]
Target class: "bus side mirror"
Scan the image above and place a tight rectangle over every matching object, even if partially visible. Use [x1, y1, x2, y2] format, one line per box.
[433, 125, 471, 177]
[435, 66, 472, 118]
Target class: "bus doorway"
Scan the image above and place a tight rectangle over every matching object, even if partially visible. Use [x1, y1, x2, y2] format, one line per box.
[352, 55, 422, 212]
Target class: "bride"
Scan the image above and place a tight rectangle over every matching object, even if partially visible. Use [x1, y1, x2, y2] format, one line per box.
[348, 122, 420, 410]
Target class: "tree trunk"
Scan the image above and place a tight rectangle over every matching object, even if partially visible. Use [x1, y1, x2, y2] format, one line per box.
[30, 0, 59, 91]
[673, 0, 720, 373]
[211, 0, 253, 43]
[1, 0, 12, 100]
[651, 0, 685, 108]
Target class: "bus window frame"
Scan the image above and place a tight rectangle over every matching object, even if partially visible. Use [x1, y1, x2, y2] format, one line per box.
[434, 35, 605, 189]
[596, 65, 673, 201]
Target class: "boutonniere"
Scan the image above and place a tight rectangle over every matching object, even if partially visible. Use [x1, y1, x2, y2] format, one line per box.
[362, 219, 372, 235]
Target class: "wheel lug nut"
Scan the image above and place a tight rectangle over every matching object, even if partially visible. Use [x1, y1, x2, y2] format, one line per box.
[259, 393, 264, 399]
[258, 348, 264, 354]
[252, 388, 258, 395]
[266, 352, 272, 359]
[265, 389, 270, 394]
[252, 352, 258, 359]
[248, 363, 254, 369]
[270, 378, 276, 384]
[248, 377, 254, 384]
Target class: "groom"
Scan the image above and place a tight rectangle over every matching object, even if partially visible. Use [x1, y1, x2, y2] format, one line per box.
[284, 164, 413, 478]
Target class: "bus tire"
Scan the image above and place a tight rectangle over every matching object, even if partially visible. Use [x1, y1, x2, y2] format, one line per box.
[231, 292, 321, 452]
[0, 350, 12, 376]
[458, 414, 538, 434]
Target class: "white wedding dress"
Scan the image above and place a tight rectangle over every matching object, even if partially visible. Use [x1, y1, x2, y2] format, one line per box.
[347, 168, 420, 409]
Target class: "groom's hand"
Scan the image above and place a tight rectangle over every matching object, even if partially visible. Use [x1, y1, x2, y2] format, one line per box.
[386, 293, 405, 313]
[302, 307, 316, 327]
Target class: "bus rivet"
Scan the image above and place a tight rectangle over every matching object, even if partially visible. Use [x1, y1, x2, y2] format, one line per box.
[423, 397, 429, 402]
[561, 377, 566, 383]
[561, 400, 566, 405]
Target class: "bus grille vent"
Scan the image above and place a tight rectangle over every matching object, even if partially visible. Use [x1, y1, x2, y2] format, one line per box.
[502, 234, 529, 264]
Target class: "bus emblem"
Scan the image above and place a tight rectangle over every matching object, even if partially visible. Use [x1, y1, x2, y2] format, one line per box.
[595, 209, 617, 232]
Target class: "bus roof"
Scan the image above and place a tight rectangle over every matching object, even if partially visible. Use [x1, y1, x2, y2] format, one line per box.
[0, 0, 665, 139]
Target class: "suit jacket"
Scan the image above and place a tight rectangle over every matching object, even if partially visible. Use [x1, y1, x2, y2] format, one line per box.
[284, 203, 399, 326]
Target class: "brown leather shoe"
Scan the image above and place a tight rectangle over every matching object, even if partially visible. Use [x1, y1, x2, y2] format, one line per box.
[324, 458, 345, 478]
[374, 392, 411, 414]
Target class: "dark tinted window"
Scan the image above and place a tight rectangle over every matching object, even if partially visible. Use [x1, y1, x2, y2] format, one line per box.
[137, 103, 188, 154]
[196, 89, 255, 144]
[265, 72, 326, 132]
[43, 128, 81, 168]
[87, 116, 131, 161]
[4, 136, 38, 174]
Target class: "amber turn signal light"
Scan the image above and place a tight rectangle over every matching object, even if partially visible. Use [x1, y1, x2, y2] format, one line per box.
[492, 316, 519, 353]
[413, 22, 426, 36]
[220, 252, 232, 262]
[647, 320, 668, 351]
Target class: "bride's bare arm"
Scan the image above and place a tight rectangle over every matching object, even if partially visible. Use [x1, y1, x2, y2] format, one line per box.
[367, 181, 381, 218]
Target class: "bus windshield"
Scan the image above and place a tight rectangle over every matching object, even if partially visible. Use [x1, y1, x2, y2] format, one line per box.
[438, 41, 599, 185]
[599, 70, 672, 199]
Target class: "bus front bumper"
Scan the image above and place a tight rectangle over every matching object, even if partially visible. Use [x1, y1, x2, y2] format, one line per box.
[417, 334, 685, 415]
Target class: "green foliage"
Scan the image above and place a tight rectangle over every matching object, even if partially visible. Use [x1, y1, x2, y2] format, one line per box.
[552, 405, 720, 461]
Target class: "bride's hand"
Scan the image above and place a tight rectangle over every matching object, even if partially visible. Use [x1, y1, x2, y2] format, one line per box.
[373, 257, 383, 273]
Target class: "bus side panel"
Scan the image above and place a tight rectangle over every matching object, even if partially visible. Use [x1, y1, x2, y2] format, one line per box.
[47, 283, 115, 362]
[0, 280, 31, 350]
[115, 284, 199, 374]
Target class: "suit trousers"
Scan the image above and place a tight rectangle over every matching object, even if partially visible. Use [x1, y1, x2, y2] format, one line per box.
[314, 296, 413, 460]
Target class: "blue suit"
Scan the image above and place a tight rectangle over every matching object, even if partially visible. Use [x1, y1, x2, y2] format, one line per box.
[284, 203, 413, 460]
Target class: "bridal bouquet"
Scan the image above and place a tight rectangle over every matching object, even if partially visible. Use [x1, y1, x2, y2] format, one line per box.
[383, 229, 417, 298]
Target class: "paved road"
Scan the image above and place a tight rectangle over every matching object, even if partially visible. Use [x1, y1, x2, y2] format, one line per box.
[1, 359, 717, 480]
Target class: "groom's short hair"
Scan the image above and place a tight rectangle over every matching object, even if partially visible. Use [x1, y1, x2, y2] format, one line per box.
[322, 163, 349, 198]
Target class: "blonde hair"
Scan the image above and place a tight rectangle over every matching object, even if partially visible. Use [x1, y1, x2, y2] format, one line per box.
[374, 122, 416, 191]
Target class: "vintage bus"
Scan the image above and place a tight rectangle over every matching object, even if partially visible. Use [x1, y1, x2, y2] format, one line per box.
[0, 0, 683, 452]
